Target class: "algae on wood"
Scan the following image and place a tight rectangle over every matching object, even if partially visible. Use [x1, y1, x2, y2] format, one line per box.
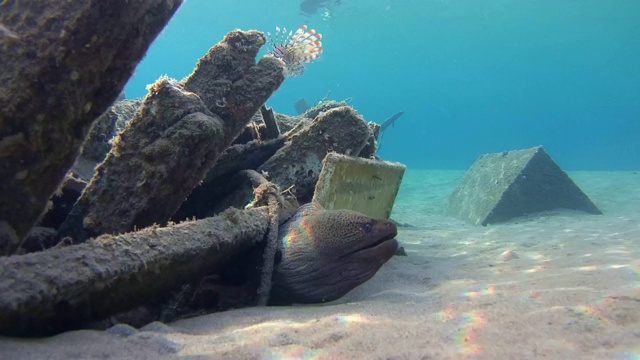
[258, 106, 372, 202]
[59, 30, 286, 243]
[0, 207, 270, 337]
[0, 0, 182, 254]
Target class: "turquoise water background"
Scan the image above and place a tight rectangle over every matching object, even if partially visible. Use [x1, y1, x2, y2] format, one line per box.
[125, 0, 640, 171]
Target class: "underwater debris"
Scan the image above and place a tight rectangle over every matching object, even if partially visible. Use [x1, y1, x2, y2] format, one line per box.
[0, 0, 181, 254]
[257, 106, 371, 202]
[266, 25, 323, 78]
[0, 207, 273, 336]
[58, 30, 286, 243]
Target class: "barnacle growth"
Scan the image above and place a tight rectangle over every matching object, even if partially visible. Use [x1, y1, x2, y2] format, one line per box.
[265, 25, 323, 78]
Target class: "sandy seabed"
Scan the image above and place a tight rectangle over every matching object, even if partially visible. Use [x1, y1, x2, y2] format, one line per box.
[1, 170, 639, 359]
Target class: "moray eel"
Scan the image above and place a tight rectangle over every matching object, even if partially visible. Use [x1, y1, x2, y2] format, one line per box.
[270, 202, 398, 305]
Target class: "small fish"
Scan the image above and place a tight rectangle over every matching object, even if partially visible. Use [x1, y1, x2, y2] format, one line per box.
[266, 25, 323, 78]
[377, 111, 405, 152]
[270, 203, 398, 304]
[380, 111, 405, 132]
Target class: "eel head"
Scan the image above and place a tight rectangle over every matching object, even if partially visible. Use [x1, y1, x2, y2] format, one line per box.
[270, 203, 398, 305]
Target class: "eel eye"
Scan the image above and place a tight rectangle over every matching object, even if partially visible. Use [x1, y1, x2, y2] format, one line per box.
[362, 223, 372, 233]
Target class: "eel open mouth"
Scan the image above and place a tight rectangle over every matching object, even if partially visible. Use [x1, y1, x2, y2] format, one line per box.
[358, 231, 397, 251]
[342, 221, 398, 258]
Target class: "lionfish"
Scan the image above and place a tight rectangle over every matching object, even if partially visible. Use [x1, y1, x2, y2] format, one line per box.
[266, 25, 323, 78]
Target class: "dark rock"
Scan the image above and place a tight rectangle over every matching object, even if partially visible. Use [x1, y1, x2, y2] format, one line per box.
[447, 146, 602, 225]
[38, 174, 87, 232]
[20, 227, 58, 254]
[300, 100, 349, 120]
[236, 109, 305, 145]
[59, 30, 286, 243]
[58, 78, 226, 242]
[259, 105, 280, 140]
[0, 222, 19, 257]
[80, 99, 141, 164]
[277, 113, 309, 133]
[358, 122, 381, 158]
[173, 137, 285, 222]
[233, 122, 264, 144]
[258, 106, 372, 202]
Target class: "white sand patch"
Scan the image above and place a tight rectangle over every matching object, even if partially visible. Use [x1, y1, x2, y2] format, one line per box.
[1, 170, 639, 359]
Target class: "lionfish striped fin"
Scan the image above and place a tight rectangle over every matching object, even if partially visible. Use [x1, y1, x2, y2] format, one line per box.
[265, 24, 323, 78]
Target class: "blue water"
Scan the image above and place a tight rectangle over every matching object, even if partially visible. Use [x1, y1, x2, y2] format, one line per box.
[125, 0, 640, 171]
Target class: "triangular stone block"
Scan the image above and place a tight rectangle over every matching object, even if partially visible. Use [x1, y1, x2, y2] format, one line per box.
[447, 146, 601, 225]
